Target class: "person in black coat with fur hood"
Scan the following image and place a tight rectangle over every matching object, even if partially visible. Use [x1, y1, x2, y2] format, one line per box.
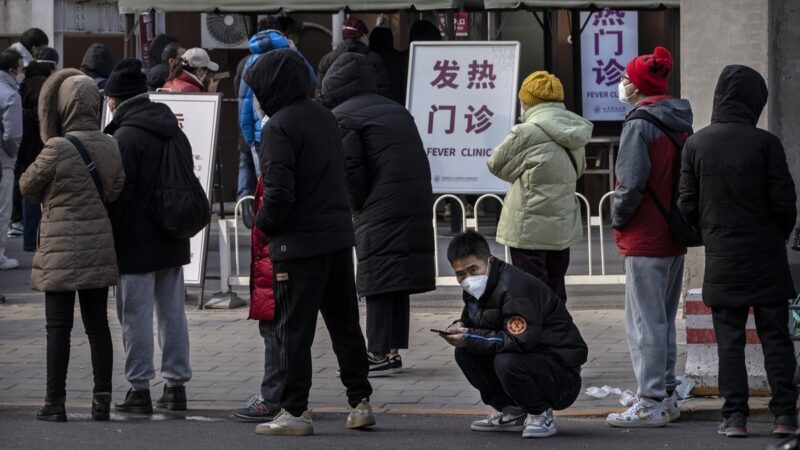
[320, 52, 435, 377]
[678, 65, 798, 437]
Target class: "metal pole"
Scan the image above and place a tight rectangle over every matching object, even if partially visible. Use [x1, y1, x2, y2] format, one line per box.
[570, 10, 583, 115]
[332, 11, 345, 49]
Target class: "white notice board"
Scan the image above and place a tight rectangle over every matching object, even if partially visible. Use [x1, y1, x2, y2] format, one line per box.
[102, 93, 221, 286]
[580, 9, 638, 121]
[407, 42, 520, 194]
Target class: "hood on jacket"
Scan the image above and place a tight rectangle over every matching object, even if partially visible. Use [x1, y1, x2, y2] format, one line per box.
[248, 29, 290, 56]
[711, 65, 767, 126]
[80, 43, 115, 80]
[523, 103, 593, 150]
[105, 93, 180, 140]
[244, 49, 309, 117]
[38, 69, 102, 141]
[320, 52, 376, 109]
[637, 97, 694, 133]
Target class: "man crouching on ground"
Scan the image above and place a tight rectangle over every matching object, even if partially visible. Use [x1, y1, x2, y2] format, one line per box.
[440, 231, 588, 438]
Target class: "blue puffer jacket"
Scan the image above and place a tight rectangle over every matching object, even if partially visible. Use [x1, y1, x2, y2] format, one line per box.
[238, 30, 317, 145]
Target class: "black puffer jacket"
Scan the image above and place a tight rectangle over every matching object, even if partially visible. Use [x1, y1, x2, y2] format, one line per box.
[678, 65, 796, 307]
[80, 43, 115, 89]
[104, 94, 191, 274]
[322, 53, 434, 297]
[316, 39, 390, 99]
[247, 49, 354, 262]
[459, 259, 588, 369]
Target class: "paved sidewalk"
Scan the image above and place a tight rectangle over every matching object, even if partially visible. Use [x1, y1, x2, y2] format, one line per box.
[0, 294, 678, 414]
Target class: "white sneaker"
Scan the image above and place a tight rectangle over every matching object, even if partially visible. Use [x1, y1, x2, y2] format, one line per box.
[0, 257, 19, 270]
[346, 398, 376, 429]
[7, 222, 22, 237]
[470, 406, 525, 432]
[663, 391, 680, 422]
[522, 409, 556, 438]
[606, 398, 669, 428]
[255, 409, 313, 436]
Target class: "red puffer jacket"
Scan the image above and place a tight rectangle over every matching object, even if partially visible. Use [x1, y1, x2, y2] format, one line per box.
[611, 96, 693, 257]
[249, 177, 274, 320]
[162, 71, 203, 93]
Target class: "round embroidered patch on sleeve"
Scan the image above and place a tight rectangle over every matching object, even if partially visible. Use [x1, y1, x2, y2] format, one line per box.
[506, 315, 527, 335]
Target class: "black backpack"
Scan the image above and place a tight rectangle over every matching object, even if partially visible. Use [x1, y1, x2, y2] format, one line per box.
[151, 136, 211, 239]
[627, 109, 702, 247]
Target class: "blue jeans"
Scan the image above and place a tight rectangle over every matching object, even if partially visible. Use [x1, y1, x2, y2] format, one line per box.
[22, 199, 40, 252]
[236, 152, 256, 200]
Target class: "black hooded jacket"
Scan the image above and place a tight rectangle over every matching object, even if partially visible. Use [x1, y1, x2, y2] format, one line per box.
[80, 44, 115, 89]
[678, 65, 796, 307]
[16, 61, 52, 175]
[459, 258, 588, 369]
[104, 95, 191, 274]
[246, 49, 354, 261]
[321, 53, 434, 297]
[316, 39, 390, 99]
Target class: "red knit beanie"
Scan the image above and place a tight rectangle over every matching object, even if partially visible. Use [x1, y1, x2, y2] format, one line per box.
[626, 46, 673, 96]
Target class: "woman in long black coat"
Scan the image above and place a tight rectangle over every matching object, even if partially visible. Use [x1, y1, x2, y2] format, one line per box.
[678, 65, 798, 436]
[321, 52, 435, 376]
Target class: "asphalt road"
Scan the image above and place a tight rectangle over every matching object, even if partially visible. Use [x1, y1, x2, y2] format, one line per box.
[0, 406, 792, 450]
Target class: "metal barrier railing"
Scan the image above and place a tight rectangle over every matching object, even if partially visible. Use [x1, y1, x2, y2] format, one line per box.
[218, 191, 624, 293]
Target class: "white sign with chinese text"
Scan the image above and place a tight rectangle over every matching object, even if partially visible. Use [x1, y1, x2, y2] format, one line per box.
[102, 93, 220, 286]
[580, 9, 638, 121]
[407, 42, 520, 194]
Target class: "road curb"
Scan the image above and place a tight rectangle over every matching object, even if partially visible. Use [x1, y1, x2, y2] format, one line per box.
[0, 397, 776, 422]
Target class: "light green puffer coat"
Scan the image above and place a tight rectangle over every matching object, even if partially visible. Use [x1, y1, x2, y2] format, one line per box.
[488, 102, 593, 251]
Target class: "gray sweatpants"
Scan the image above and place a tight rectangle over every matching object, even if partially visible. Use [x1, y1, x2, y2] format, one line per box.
[624, 255, 683, 400]
[117, 266, 192, 390]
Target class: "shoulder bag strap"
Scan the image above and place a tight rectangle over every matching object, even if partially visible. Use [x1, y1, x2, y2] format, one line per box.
[626, 109, 686, 221]
[64, 135, 104, 202]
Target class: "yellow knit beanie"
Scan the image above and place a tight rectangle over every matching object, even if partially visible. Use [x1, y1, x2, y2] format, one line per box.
[518, 71, 564, 107]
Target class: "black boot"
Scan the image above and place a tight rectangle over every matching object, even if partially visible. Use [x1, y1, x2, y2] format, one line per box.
[92, 392, 112, 421]
[156, 385, 187, 411]
[115, 388, 153, 414]
[37, 402, 66, 422]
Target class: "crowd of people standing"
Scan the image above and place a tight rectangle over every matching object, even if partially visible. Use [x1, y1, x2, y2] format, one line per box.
[0, 13, 797, 442]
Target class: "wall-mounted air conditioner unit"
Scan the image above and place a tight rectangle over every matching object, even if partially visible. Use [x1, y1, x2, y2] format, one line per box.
[201, 13, 250, 49]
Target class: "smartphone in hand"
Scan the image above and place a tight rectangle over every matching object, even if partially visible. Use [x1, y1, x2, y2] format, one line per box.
[431, 328, 455, 335]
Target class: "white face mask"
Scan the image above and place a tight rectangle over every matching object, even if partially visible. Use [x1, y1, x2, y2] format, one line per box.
[461, 275, 489, 299]
[460, 260, 491, 299]
[14, 72, 24, 85]
[618, 81, 633, 105]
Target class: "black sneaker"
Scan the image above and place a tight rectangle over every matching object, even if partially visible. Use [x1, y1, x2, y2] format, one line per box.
[156, 385, 187, 411]
[368, 355, 393, 378]
[389, 354, 403, 374]
[718, 412, 747, 438]
[115, 388, 153, 414]
[773, 415, 797, 436]
[234, 396, 281, 422]
[37, 402, 66, 422]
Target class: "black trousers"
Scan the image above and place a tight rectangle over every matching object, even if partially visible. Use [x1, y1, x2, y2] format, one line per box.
[365, 291, 410, 354]
[45, 288, 113, 402]
[455, 348, 581, 415]
[711, 302, 798, 418]
[273, 249, 372, 415]
[510, 248, 570, 302]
